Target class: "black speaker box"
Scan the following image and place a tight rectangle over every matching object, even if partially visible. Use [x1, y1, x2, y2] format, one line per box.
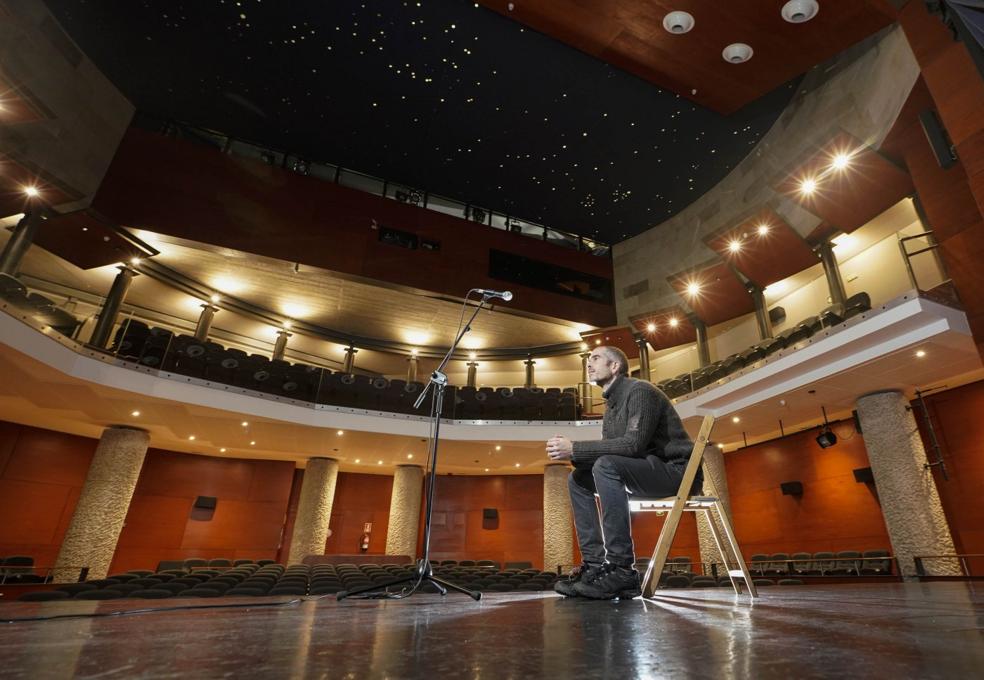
[482, 508, 498, 520]
[780, 481, 803, 496]
[853, 467, 875, 484]
[919, 109, 957, 169]
[194, 495, 217, 510]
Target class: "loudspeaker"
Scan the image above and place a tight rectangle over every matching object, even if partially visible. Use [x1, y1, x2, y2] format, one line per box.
[482, 508, 498, 520]
[919, 109, 957, 169]
[194, 496, 217, 510]
[853, 467, 875, 484]
[780, 481, 803, 496]
[768, 306, 786, 325]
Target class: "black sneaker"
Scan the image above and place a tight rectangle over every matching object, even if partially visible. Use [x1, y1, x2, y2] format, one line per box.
[554, 563, 601, 597]
[573, 563, 641, 600]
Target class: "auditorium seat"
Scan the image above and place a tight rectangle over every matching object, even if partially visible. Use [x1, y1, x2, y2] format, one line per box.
[752, 579, 775, 586]
[721, 353, 745, 375]
[208, 558, 233, 569]
[155, 560, 186, 572]
[207, 347, 247, 383]
[861, 549, 892, 574]
[138, 327, 173, 367]
[778, 579, 805, 586]
[814, 304, 845, 331]
[663, 574, 691, 588]
[812, 551, 836, 575]
[830, 550, 862, 575]
[112, 582, 146, 595]
[0, 273, 26, 298]
[226, 587, 268, 596]
[18, 590, 70, 601]
[75, 589, 124, 599]
[790, 552, 816, 576]
[56, 583, 98, 596]
[748, 554, 769, 576]
[181, 588, 223, 597]
[739, 345, 766, 364]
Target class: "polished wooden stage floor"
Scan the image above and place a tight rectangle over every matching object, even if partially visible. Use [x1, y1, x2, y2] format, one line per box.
[1, 583, 982, 678]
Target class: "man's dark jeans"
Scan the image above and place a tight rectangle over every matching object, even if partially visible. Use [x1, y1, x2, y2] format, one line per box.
[568, 455, 693, 568]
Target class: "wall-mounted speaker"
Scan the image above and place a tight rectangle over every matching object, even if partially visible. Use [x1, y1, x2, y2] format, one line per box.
[780, 481, 803, 496]
[919, 109, 957, 169]
[482, 507, 499, 530]
[194, 496, 217, 510]
[853, 467, 875, 484]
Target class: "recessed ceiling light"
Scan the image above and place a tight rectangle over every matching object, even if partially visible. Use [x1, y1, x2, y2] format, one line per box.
[782, 0, 819, 24]
[468, 351, 478, 360]
[646, 323, 656, 333]
[23, 186, 40, 198]
[355, 458, 361, 463]
[732, 416, 741, 423]
[250, 440, 256, 446]
[130, 410, 140, 417]
[219, 447, 227, 453]
[799, 178, 817, 195]
[495, 445, 502, 451]
[717, 443, 725, 449]
[662, 10, 695, 34]
[916, 350, 926, 358]
[377, 460, 383, 465]
[210, 294, 221, 303]
[407, 453, 413, 459]
[241, 421, 249, 427]
[129, 257, 142, 266]
[757, 224, 770, 236]
[728, 239, 742, 253]
[686, 282, 701, 296]
[484, 468, 490, 472]
[594, 339, 602, 345]
[514, 463, 521, 467]
[188, 435, 196, 441]
[337, 430, 344, 436]
[831, 153, 851, 170]
[722, 43, 753, 64]
[669, 317, 679, 328]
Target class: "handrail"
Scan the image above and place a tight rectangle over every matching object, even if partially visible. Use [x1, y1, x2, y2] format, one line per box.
[913, 554, 983, 577]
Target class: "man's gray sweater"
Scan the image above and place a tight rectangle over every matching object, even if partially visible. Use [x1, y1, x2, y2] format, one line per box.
[571, 376, 695, 470]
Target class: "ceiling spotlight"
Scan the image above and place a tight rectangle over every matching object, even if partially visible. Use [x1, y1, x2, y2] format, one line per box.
[210, 294, 221, 303]
[686, 282, 701, 297]
[282, 320, 293, 330]
[23, 186, 40, 198]
[130, 410, 140, 417]
[241, 421, 249, 427]
[249, 440, 256, 446]
[722, 43, 753, 64]
[916, 349, 926, 358]
[757, 224, 770, 236]
[732, 416, 740, 423]
[337, 430, 344, 436]
[662, 10, 695, 34]
[407, 453, 414, 459]
[514, 463, 521, 468]
[129, 257, 142, 266]
[355, 458, 361, 463]
[716, 443, 725, 449]
[468, 351, 477, 360]
[727, 239, 742, 254]
[188, 435, 196, 441]
[219, 447, 227, 453]
[831, 153, 851, 170]
[377, 460, 383, 465]
[669, 317, 679, 328]
[595, 339, 602, 345]
[495, 445, 502, 451]
[782, 0, 819, 23]
[799, 178, 817, 195]
[646, 322, 656, 333]
[484, 468, 490, 472]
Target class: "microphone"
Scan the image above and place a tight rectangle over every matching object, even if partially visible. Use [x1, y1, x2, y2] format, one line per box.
[475, 289, 513, 301]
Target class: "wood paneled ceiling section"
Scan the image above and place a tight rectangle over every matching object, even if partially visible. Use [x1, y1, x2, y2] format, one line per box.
[478, 1, 897, 114]
[36, 210, 158, 270]
[0, 71, 47, 125]
[705, 209, 817, 289]
[579, 326, 640, 359]
[629, 306, 696, 351]
[667, 260, 753, 326]
[773, 132, 915, 235]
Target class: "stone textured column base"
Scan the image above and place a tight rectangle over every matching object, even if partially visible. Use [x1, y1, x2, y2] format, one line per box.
[385, 465, 424, 559]
[287, 458, 339, 565]
[543, 464, 574, 572]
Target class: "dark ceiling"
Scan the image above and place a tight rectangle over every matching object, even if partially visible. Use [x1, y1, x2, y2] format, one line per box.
[44, 0, 803, 244]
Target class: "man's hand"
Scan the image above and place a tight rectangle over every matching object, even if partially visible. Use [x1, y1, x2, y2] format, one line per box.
[546, 434, 573, 461]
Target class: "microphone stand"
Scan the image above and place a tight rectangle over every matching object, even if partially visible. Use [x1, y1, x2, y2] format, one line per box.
[338, 291, 494, 601]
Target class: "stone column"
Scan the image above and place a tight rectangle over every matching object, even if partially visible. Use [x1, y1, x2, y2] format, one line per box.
[816, 240, 847, 307]
[579, 350, 593, 415]
[385, 465, 424, 559]
[89, 265, 137, 349]
[745, 282, 773, 340]
[543, 464, 574, 572]
[691, 315, 711, 368]
[634, 334, 651, 382]
[406, 352, 419, 383]
[272, 329, 291, 361]
[194, 303, 219, 341]
[0, 210, 43, 276]
[342, 346, 358, 374]
[466, 361, 478, 388]
[53, 426, 150, 581]
[524, 355, 536, 389]
[855, 390, 959, 579]
[696, 445, 732, 576]
[287, 457, 339, 565]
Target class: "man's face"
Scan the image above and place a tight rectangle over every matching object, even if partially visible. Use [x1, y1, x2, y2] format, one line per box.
[587, 349, 618, 386]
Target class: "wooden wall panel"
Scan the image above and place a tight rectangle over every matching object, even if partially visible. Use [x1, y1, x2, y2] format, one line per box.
[419, 474, 544, 568]
[325, 472, 394, 557]
[93, 128, 616, 328]
[916, 380, 984, 573]
[724, 420, 890, 557]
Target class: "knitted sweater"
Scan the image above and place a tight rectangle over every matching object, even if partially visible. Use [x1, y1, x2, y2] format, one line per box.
[571, 376, 695, 468]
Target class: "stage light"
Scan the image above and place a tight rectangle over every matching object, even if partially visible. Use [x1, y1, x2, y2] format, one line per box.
[757, 224, 770, 236]
[799, 178, 817, 195]
[23, 186, 39, 198]
[916, 349, 926, 358]
[131, 410, 140, 417]
[816, 427, 837, 448]
[831, 153, 851, 170]
[686, 282, 701, 297]
[669, 317, 679, 328]
[728, 239, 742, 254]
[646, 322, 656, 333]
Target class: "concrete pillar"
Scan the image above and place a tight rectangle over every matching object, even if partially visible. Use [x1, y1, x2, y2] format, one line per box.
[287, 457, 339, 565]
[543, 464, 574, 572]
[272, 329, 291, 361]
[855, 390, 959, 578]
[407, 352, 419, 383]
[745, 282, 773, 340]
[88, 265, 137, 349]
[466, 361, 478, 388]
[342, 346, 358, 374]
[524, 355, 536, 389]
[816, 240, 847, 307]
[53, 426, 149, 581]
[634, 334, 651, 382]
[579, 350, 593, 415]
[0, 210, 43, 276]
[385, 465, 424, 559]
[695, 445, 732, 576]
[691, 315, 711, 368]
[194, 303, 219, 341]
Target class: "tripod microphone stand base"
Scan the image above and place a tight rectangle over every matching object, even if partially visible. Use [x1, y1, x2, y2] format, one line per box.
[336, 559, 482, 601]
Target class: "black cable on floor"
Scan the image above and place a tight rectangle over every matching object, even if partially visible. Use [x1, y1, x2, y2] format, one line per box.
[0, 594, 333, 624]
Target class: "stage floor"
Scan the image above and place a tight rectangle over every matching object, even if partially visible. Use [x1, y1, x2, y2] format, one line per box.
[1, 582, 982, 678]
